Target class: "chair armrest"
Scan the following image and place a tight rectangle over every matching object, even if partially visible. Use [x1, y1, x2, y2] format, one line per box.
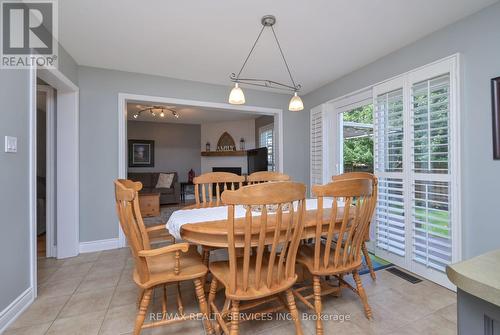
[138, 243, 189, 258]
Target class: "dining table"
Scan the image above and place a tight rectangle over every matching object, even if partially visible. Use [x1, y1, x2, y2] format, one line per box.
[166, 198, 348, 248]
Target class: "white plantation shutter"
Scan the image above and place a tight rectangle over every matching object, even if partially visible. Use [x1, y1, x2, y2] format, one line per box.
[310, 107, 324, 186]
[371, 57, 459, 288]
[411, 74, 452, 272]
[374, 87, 406, 258]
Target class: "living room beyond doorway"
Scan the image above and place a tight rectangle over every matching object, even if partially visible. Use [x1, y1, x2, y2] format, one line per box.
[123, 98, 280, 227]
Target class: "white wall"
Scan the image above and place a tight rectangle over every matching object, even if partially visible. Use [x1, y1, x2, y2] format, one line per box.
[201, 119, 255, 174]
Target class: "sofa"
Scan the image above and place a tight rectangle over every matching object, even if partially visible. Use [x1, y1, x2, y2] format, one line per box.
[128, 172, 180, 204]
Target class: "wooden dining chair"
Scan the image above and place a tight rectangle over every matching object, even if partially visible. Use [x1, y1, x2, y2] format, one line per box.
[332, 172, 378, 280]
[294, 178, 374, 335]
[193, 172, 245, 207]
[207, 182, 307, 335]
[246, 171, 291, 184]
[114, 181, 213, 335]
[117, 179, 175, 246]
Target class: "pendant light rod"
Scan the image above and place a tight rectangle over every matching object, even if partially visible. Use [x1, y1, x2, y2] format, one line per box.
[235, 25, 266, 80]
[230, 15, 301, 92]
[270, 26, 297, 90]
[229, 75, 298, 91]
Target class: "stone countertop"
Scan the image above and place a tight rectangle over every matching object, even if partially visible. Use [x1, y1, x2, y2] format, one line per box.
[446, 249, 500, 307]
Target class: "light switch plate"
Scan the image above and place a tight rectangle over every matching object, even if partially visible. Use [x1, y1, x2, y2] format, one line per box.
[5, 136, 17, 153]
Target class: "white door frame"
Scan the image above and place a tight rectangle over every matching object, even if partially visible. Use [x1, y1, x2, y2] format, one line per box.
[30, 67, 79, 297]
[36, 85, 57, 258]
[117, 93, 284, 247]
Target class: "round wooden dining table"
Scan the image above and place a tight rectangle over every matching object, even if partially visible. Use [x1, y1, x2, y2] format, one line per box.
[178, 205, 348, 248]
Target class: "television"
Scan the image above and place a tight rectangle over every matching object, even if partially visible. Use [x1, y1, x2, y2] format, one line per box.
[247, 147, 268, 173]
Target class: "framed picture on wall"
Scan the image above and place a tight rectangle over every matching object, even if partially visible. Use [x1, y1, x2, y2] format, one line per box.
[492, 77, 500, 160]
[128, 139, 155, 167]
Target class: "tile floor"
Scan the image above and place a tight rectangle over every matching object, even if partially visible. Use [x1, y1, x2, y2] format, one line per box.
[6, 248, 457, 335]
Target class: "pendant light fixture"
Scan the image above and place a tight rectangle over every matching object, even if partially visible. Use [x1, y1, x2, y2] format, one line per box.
[228, 15, 304, 112]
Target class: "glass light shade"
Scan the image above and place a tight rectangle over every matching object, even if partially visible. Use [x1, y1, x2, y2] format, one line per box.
[288, 92, 304, 111]
[229, 83, 245, 105]
[159, 111, 165, 117]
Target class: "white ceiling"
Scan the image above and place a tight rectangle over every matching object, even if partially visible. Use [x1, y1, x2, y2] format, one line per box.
[59, 0, 497, 94]
[127, 102, 261, 124]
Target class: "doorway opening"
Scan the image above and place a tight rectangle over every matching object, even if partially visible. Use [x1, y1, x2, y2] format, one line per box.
[36, 81, 56, 259]
[118, 93, 283, 247]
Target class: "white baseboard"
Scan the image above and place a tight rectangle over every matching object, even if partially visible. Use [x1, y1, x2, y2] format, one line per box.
[79, 238, 120, 253]
[0, 288, 34, 333]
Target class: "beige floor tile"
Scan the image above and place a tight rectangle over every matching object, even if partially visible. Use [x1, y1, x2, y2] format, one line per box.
[37, 257, 64, 270]
[49, 262, 93, 281]
[368, 287, 431, 324]
[76, 273, 121, 293]
[37, 267, 59, 285]
[98, 303, 139, 335]
[389, 314, 457, 335]
[61, 252, 101, 267]
[58, 287, 114, 318]
[110, 286, 140, 308]
[46, 310, 106, 335]
[85, 266, 124, 281]
[4, 322, 52, 335]
[391, 279, 456, 312]
[38, 277, 83, 298]
[437, 303, 457, 324]
[9, 295, 70, 329]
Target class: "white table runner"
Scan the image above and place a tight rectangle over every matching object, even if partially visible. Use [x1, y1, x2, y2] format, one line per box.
[166, 198, 334, 240]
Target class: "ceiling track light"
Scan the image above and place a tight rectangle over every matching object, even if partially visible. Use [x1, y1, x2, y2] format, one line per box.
[228, 15, 304, 112]
[132, 106, 180, 120]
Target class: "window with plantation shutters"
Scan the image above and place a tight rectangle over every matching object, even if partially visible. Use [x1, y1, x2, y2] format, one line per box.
[371, 56, 460, 288]
[310, 107, 324, 186]
[411, 74, 452, 273]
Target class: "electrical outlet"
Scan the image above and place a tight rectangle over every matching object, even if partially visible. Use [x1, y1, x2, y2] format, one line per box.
[5, 136, 17, 153]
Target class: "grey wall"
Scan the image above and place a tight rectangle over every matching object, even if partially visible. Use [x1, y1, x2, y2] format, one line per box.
[304, 1, 500, 259]
[78, 66, 309, 242]
[127, 121, 201, 181]
[57, 45, 79, 86]
[0, 70, 31, 312]
[254, 115, 274, 146]
[0, 40, 78, 315]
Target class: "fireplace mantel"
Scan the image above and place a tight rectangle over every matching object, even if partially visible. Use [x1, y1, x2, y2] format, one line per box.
[201, 151, 247, 157]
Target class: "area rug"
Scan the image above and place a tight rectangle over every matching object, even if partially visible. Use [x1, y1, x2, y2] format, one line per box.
[359, 253, 393, 275]
[142, 205, 185, 227]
